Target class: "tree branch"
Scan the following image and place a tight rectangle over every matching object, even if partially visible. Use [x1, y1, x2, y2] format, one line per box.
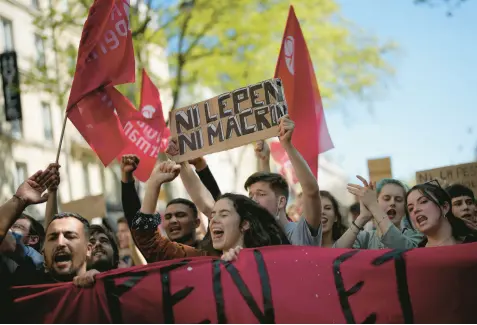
[132, 0, 153, 37]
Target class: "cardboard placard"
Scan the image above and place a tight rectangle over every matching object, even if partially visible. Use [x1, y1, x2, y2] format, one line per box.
[368, 157, 392, 183]
[169, 78, 287, 162]
[415, 162, 477, 193]
[60, 195, 107, 221]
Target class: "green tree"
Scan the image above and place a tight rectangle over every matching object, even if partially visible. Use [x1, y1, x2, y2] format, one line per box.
[23, 0, 397, 201]
[25, 0, 395, 111]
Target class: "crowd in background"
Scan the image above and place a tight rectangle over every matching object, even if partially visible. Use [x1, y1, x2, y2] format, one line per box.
[1, 114, 477, 303]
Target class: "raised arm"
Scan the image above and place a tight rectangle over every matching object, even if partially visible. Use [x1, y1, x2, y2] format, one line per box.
[347, 176, 420, 249]
[255, 140, 271, 173]
[179, 162, 215, 218]
[166, 139, 215, 218]
[279, 115, 322, 230]
[0, 169, 56, 244]
[133, 160, 207, 262]
[44, 163, 60, 227]
[334, 196, 373, 248]
[120, 155, 142, 226]
[189, 157, 222, 200]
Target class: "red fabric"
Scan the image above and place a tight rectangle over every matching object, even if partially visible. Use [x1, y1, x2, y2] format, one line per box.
[68, 90, 128, 165]
[274, 5, 333, 177]
[108, 70, 169, 181]
[8, 244, 477, 323]
[67, 0, 134, 109]
[66, 0, 135, 166]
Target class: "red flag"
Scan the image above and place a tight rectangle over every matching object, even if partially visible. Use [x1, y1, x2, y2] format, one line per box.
[274, 6, 333, 177]
[67, 0, 134, 109]
[66, 0, 135, 166]
[68, 90, 128, 165]
[108, 70, 169, 181]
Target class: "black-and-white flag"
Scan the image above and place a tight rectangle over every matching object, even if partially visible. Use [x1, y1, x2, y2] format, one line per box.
[0, 51, 22, 121]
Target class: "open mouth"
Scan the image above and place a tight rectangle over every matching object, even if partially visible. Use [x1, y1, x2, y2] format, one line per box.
[416, 215, 427, 225]
[93, 249, 106, 257]
[54, 252, 72, 267]
[168, 226, 182, 235]
[387, 209, 397, 219]
[321, 217, 329, 225]
[211, 229, 224, 239]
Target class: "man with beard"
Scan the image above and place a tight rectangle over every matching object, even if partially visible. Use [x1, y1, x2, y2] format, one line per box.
[12, 212, 93, 285]
[88, 224, 119, 272]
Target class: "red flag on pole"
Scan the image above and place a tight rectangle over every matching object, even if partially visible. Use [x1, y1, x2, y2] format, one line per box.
[67, 0, 134, 109]
[274, 6, 333, 177]
[109, 70, 169, 182]
[68, 90, 128, 165]
[66, 0, 135, 166]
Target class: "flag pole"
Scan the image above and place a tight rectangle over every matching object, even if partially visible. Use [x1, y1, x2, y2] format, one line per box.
[55, 112, 68, 164]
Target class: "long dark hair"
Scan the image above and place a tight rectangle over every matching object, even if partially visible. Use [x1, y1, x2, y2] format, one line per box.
[406, 183, 477, 241]
[319, 191, 346, 241]
[218, 193, 290, 248]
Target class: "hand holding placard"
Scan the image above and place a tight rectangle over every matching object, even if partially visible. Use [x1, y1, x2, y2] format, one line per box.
[169, 78, 287, 162]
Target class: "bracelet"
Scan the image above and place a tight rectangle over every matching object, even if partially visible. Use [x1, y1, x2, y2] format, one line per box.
[12, 194, 27, 206]
[352, 220, 364, 232]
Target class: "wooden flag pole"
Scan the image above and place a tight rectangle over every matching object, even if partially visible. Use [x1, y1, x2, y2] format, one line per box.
[55, 112, 69, 164]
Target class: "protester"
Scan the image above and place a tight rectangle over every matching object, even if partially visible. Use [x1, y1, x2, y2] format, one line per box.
[445, 184, 477, 227]
[319, 191, 346, 247]
[88, 224, 119, 272]
[131, 160, 288, 261]
[116, 217, 135, 267]
[1, 214, 45, 271]
[335, 176, 423, 249]
[175, 115, 323, 246]
[407, 181, 477, 247]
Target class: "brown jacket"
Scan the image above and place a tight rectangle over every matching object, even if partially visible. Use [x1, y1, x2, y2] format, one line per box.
[132, 228, 212, 262]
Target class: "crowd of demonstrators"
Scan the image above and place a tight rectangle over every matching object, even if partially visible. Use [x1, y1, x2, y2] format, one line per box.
[2, 114, 477, 307]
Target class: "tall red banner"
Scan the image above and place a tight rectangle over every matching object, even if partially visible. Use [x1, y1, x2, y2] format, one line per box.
[274, 6, 333, 177]
[67, 0, 135, 166]
[68, 0, 134, 109]
[8, 245, 477, 323]
[112, 69, 169, 182]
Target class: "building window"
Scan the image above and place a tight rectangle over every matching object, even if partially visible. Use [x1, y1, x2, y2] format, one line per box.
[31, 0, 40, 10]
[14, 162, 27, 190]
[42, 102, 53, 141]
[10, 119, 22, 139]
[82, 163, 90, 196]
[34, 34, 46, 69]
[0, 17, 14, 52]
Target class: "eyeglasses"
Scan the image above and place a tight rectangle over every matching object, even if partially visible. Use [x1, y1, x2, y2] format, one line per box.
[424, 179, 442, 188]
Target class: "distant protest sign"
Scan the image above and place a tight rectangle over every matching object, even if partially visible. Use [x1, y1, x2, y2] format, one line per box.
[60, 195, 107, 221]
[416, 162, 477, 193]
[169, 78, 287, 162]
[368, 157, 392, 183]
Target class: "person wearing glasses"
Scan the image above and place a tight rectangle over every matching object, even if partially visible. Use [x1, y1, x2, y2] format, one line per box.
[407, 180, 477, 247]
[334, 176, 423, 249]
